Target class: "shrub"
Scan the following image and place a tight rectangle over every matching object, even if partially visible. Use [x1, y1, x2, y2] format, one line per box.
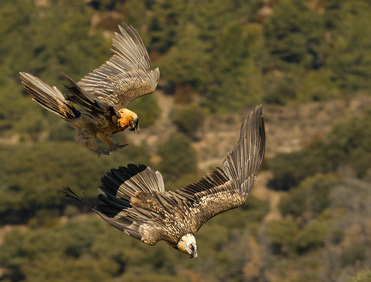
[267, 150, 325, 191]
[347, 269, 371, 282]
[170, 105, 205, 139]
[279, 174, 338, 219]
[157, 133, 198, 182]
[266, 218, 298, 255]
[325, 110, 371, 177]
[295, 219, 333, 253]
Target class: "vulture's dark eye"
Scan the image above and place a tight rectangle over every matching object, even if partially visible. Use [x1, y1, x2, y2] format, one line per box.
[189, 244, 194, 250]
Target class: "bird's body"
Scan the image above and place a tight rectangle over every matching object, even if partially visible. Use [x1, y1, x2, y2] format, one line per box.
[69, 111, 125, 152]
[64, 105, 266, 258]
[20, 24, 159, 155]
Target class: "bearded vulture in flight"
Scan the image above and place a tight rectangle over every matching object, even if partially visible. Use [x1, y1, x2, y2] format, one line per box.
[19, 24, 159, 156]
[64, 105, 265, 258]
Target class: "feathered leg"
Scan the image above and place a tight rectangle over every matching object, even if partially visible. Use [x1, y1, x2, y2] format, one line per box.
[97, 133, 128, 154]
[73, 129, 109, 156]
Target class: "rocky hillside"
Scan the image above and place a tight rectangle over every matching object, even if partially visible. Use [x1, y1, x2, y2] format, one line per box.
[128, 94, 371, 171]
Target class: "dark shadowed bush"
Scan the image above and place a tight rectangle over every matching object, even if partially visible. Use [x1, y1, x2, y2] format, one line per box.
[170, 105, 205, 139]
[325, 110, 371, 177]
[267, 149, 326, 191]
[279, 174, 338, 219]
[295, 218, 333, 253]
[266, 218, 298, 255]
[157, 133, 197, 182]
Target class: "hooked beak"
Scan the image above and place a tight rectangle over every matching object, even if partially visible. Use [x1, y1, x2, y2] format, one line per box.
[129, 117, 139, 132]
[190, 244, 198, 259]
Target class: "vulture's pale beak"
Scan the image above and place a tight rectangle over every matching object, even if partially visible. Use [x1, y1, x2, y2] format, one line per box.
[129, 117, 140, 132]
[190, 243, 198, 259]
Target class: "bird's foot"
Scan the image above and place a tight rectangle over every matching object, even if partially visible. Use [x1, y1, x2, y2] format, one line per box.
[97, 149, 110, 157]
[107, 143, 128, 153]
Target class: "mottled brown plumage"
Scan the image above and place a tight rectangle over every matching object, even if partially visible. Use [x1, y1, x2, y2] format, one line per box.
[20, 24, 159, 155]
[64, 105, 265, 258]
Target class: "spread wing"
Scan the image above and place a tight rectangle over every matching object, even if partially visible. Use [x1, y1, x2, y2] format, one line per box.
[77, 24, 160, 110]
[64, 105, 265, 245]
[174, 104, 266, 232]
[64, 164, 166, 245]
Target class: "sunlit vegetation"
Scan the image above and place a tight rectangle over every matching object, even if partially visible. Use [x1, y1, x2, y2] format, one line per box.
[268, 110, 371, 190]
[157, 133, 198, 183]
[170, 105, 205, 140]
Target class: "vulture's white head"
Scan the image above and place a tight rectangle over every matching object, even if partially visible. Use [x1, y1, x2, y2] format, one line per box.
[177, 234, 198, 259]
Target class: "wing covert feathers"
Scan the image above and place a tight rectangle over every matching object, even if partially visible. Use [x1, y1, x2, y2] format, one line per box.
[78, 24, 160, 109]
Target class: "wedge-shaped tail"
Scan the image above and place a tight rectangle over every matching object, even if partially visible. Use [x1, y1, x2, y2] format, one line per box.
[19, 72, 80, 120]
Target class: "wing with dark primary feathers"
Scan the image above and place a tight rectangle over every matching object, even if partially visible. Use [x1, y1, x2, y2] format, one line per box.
[62, 73, 111, 115]
[63, 164, 167, 244]
[175, 104, 265, 232]
[64, 105, 265, 245]
[77, 24, 160, 110]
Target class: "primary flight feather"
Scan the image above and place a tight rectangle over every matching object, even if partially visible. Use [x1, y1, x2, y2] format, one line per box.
[20, 24, 159, 156]
[64, 105, 265, 258]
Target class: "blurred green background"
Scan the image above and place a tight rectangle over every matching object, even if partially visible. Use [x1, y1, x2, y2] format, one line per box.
[0, 0, 370, 281]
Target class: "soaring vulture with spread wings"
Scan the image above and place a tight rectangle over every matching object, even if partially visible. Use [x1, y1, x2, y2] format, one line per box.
[20, 24, 159, 155]
[64, 105, 265, 258]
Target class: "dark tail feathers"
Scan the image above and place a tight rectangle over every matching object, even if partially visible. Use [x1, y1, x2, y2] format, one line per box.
[20, 72, 80, 120]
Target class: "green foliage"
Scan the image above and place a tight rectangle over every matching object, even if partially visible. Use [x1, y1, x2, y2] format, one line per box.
[48, 122, 75, 141]
[160, 23, 210, 87]
[266, 218, 298, 255]
[279, 174, 338, 219]
[0, 0, 109, 139]
[129, 94, 162, 129]
[269, 109, 371, 191]
[150, 0, 188, 53]
[123, 0, 151, 45]
[326, 2, 371, 92]
[0, 216, 118, 282]
[170, 105, 205, 139]
[325, 110, 371, 177]
[295, 219, 333, 253]
[0, 141, 150, 221]
[89, 0, 123, 11]
[263, 72, 302, 105]
[0, 0, 108, 82]
[0, 81, 49, 138]
[268, 212, 336, 256]
[297, 69, 341, 102]
[264, 0, 326, 70]
[267, 149, 325, 190]
[157, 133, 197, 182]
[240, 195, 270, 223]
[347, 270, 371, 282]
[203, 24, 266, 111]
